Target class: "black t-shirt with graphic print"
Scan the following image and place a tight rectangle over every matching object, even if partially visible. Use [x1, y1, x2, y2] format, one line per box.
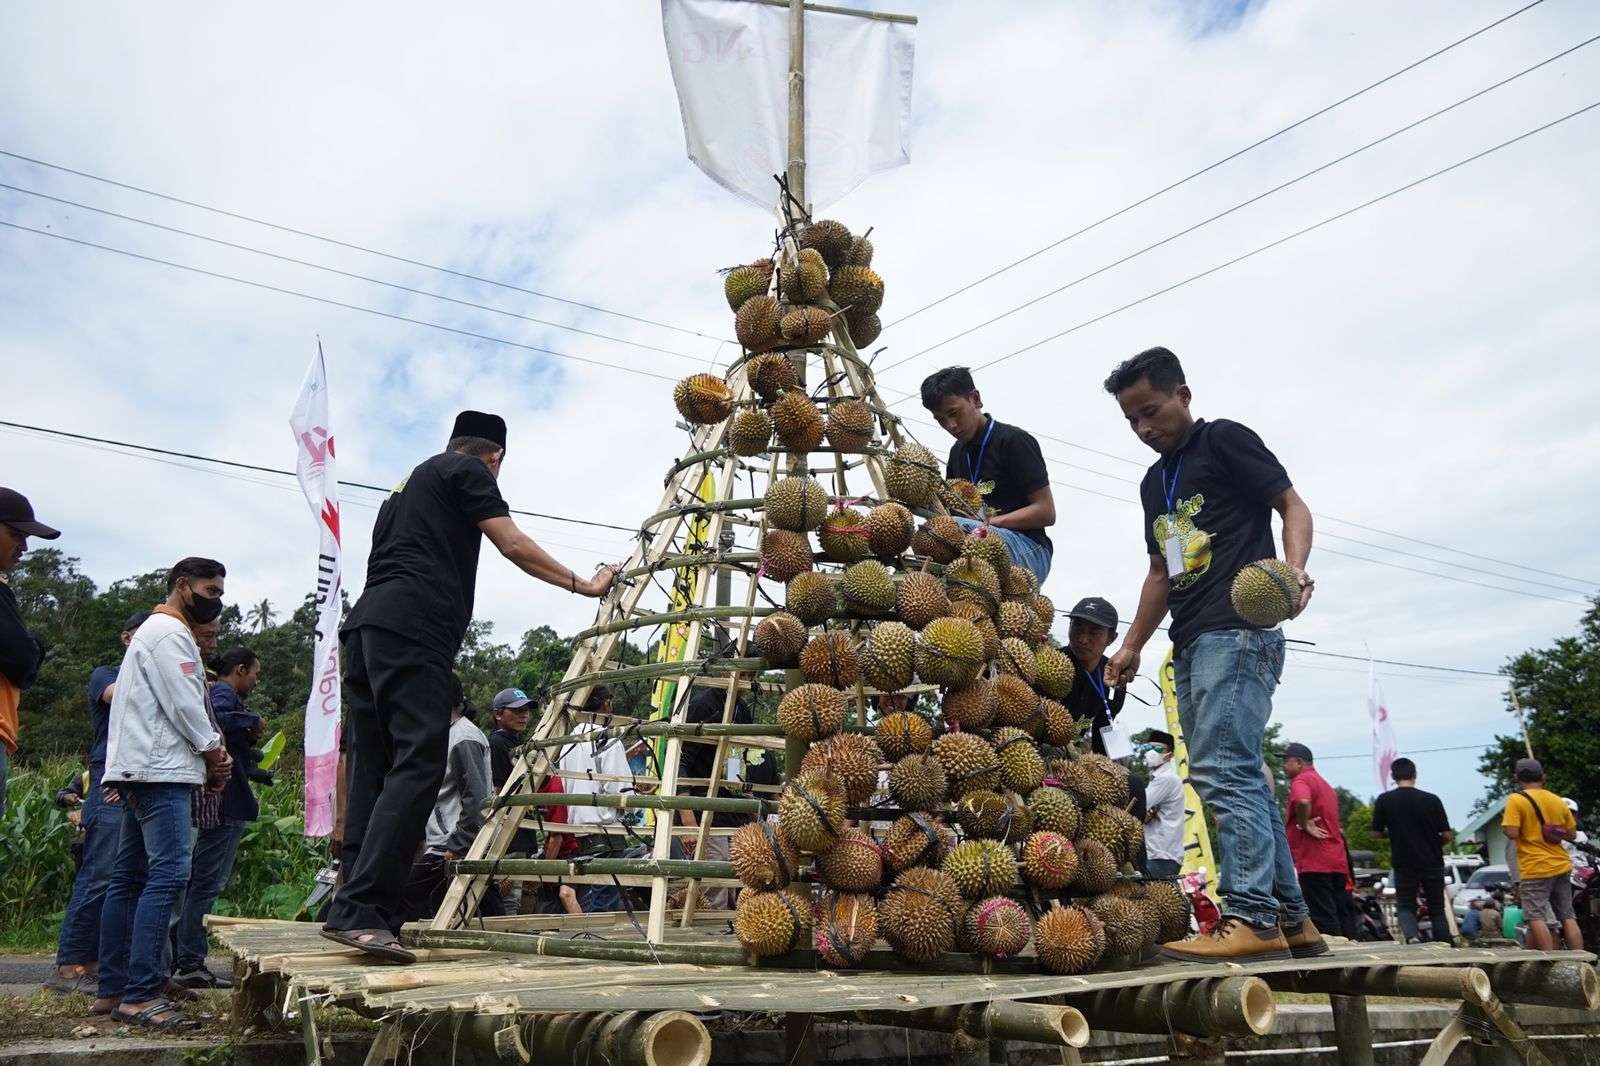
[1138, 419, 1291, 655]
[943, 416, 1052, 552]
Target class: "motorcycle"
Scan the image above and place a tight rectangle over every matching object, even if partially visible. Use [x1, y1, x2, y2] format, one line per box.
[1181, 870, 1222, 935]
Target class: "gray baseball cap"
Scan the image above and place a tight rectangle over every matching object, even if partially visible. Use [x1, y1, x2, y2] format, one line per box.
[492, 688, 532, 711]
[1514, 757, 1544, 782]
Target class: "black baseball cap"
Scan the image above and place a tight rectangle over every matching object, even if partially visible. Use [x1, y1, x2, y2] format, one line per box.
[1066, 596, 1118, 630]
[1283, 742, 1314, 762]
[0, 488, 61, 539]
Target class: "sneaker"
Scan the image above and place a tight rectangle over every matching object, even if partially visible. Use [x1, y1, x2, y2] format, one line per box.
[1160, 917, 1292, 963]
[1282, 917, 1330, 958]
[171, 966, 233, 990]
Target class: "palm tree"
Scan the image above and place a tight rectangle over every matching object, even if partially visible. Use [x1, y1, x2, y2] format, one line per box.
[246, 598, 276, 633]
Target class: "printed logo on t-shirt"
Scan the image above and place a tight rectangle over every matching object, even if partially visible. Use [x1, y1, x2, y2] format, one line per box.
[1153, 494, 1213, 590]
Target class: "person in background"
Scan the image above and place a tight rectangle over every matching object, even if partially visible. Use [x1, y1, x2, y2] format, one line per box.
[0, 487, 60, 818]
[558, 685, 635, 913]
[1062, 597, 1127, 756]
[1460, 898, 1483, 940]
[676, 686, 752, 910]
[920, 367, 1056, 582]
[1480, 892, 1504, 942]
[1370, 757, 1453, 945]
[487, 688, 538, 913]
[1140, 731, 1184, 879]
[1501, 757, 1582, 951]
[96, 558, 231, 1031]
[533, 761, 582, 916]
[1282, 743, 1348, 938]
[54, 768, 91, 867]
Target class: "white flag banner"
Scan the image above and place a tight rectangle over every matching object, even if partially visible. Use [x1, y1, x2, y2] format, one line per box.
[661, 0, 915, 210]
[1368, 663, 1399, 793]
[289, 343, 343, 837]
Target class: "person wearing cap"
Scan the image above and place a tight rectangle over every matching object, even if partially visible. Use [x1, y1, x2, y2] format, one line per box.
[1062, 597, 1127, 756]
[1501, 757, 1582, 951]
[1370, 757, 1453, 945]
[0, 486, 60, 819]
[488, 687, 534, 790]
[324, 412, 617, 962]
[1282, 743, 1348, 937]
[1139, 730, 1184, 879]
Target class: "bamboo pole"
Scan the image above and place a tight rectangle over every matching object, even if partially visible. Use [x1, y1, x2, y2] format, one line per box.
[515, 720, 870, 755]
[1484, 960, 1599, 1010]
[516, 1010, 712, 1066]
[850, 1001, 1089, 1049]
[1329, 995, 1375, 1066]
[787, 0, 806, 209]
[576, 605, 777, 642]
[622, 551, 760, 580]
[488, 789, 918, 823]
[1067, 976, 1275, 1037]
[639, 497, 765, 531]
[554, 657, 767, 694]
[454, 857, 739, 879]
[1265, 964, 1491, 1004]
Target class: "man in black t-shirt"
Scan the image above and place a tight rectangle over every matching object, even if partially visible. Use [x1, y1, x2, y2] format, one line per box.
[323, 411, 617, 962]
[1102, 347, 1317, 964]
[1371, 757, 1453, 944]
[921, 367, 1056, 583]
[1061, 597, 1127, 755]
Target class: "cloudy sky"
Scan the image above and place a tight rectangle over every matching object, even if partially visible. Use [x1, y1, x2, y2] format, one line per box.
[4, 0, 1597, 827]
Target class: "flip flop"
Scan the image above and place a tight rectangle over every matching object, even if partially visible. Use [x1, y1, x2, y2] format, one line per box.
[91, 997, 120, 1016]
[113, 999, 198, 1032]
[319, 927, 417, 964]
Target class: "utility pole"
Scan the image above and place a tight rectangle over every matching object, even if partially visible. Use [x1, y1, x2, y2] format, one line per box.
[1508, 684, 1535, 760]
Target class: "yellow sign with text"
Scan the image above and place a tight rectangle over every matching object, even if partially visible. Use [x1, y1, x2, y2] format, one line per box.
[1161, 648, 1217, 884]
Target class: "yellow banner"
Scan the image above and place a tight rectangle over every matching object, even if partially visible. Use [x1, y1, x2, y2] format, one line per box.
[1161, 647, 1217, 884]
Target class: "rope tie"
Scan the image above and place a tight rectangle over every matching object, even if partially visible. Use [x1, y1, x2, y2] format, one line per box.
[760, 820, 793, 887]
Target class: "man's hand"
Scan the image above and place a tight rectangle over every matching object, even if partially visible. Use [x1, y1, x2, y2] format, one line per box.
[585, 565, 619, 598]
[63, 792, 82, 807]
[1304, 815, 1332, 840]
[203, 746, 233, 789]
[1105, 646, 1140, 688]
[1291, 567, 1315, 618]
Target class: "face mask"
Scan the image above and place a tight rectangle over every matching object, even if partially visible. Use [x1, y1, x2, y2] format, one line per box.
[1143, 749, 1167, 770]
[186, 589, 224, 625]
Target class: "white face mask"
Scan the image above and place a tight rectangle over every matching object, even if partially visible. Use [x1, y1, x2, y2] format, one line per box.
[1143, 749, 1167, 770]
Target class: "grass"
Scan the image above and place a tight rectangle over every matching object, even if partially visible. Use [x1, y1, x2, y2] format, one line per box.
[0, 920, 59, 955]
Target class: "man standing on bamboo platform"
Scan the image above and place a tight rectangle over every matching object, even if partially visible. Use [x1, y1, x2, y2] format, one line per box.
[1102, 347, 1321, 964]
[322, 411, 617, 963]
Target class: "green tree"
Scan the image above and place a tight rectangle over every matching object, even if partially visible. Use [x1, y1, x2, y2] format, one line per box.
[1344, 803, 1392, 867]
[245, 598, 276, 632]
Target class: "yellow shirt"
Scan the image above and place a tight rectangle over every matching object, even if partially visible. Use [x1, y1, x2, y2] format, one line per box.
[1501, 788, 1575, 881]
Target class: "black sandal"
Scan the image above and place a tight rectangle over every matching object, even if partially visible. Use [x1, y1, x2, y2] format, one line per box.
[113, 999, 197, 1032]
[319, 926, 417, 964]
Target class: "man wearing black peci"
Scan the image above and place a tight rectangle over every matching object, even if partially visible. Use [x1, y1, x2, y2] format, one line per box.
[323, 411, 617, 963]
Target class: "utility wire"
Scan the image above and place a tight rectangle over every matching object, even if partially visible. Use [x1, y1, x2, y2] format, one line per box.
[881, 0, 1550, 332]
[875, 33, 1600, 376]
[1313, 742, 1489, 762]
[0, 148, 729, 344]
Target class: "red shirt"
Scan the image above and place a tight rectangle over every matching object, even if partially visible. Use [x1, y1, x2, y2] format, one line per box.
[537, 774, 579, 858]
[1286, 767, 1347, 874]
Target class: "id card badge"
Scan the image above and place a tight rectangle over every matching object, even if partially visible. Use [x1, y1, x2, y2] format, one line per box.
[726, 753, 745, 781]
[1163, 517, 1185, 579]
[1100, 724, 1133, 761]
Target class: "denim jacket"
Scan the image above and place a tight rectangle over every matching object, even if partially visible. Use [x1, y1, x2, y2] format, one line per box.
[104, 612, 220, 785]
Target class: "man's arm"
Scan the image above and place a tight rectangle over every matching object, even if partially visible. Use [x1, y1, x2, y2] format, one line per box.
[1269, 487, 1315, 615]
[987, 485, 1056, 532]
[0, 592, 42, 689]
[145, 635, 222, 755]
[479, 516, 616, 597]
[1105, 554, 1169, 686]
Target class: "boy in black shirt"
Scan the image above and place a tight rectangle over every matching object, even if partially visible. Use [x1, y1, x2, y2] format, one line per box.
[1102, 347, 1317, 963]
[1371, 757, 1453, 944]
[920, 368, 1056, 582]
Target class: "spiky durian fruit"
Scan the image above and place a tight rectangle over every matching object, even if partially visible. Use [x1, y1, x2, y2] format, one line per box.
[889, 753, 947, 812]
[961, 527, 1011, 583]
[729, 408, 773, 457]
[776, 684, 847, 743]
[673, 373, 734, 424]
[1034, 645, 1076, 700]
[735, 295, 783, 352]
[915, 616, 985, 688]
[1026, 599, 1053, 645]
[932, 732, 1002, 799]
[1091, 894, 1158, 958]
[997, 638, 1038, 688]
[955, 789, 1033, 844]
[997, 600, 1037, 644]
[1035, 904, 1106, 975]
[734, 886, 811, 957]
[880, 814, 954, 873]
[845, 233, 874, 267]
[724, 259, 774, 311]
[860, 621, 916, 693]
[865, 502, 915, 559]
[771, 391, 825, 452]
[764, 476, 829, 532]
[730, 821, 801, 890]
[816, 507, 869, 563]
[941, 478, 985, 517]
[1231, 557, 1303, 627]
[948, 601, 1001, 662]
[1060, 753, 1131, 809]
[1145, 878, 1195, 943]
[1002, 566, 1039, 603]
[814, 892, 877, 968]
[1032, 593, 1055, 628]
[759, 529, 813, 582]
[896, 571, 950, 630]
[747, 351, 798, 399]
[753, 610, 808, 667]
[911, 515, 964, 564]
[942, 839, 1017, 900]
[1021, 830, 1078, 890]
[778, 770, 847, 853]
[844, 311, 881, 348]
[945, 556, 1001, 617]
[1082, 804, 1140, 865]
[816, 827, 884, 893]
[841, 560, 897, 615]
[780, 247, 829, 303]
[993, 674, 1042, 733]
[875, 710, 933, 761]
[780, 304, 833, 345]
[992, 726, 1046, 795]
[830, 264, 884, 315]
[802, 732, 882, 806]
[1026, 786, 1081, 838]
[799, 631, 860, 689]
[941, 678, 997, 731]
[786, 571, 838, 625]
[799, 219, 854, 271]
[884, 443, 940, 508]
[1039, 698, 1075, 747]
[1069, 839, 1119, 896]
[880, 867, 960, 963]
[824, 398, 874, 453]
[964, 897, 1032, 960]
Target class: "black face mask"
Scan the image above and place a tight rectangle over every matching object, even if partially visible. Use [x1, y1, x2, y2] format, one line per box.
[185, 590, 224, 625]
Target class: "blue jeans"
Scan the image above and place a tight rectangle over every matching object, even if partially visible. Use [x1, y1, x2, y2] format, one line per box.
[1174, 627, 1306, 928]
[97, 783, 194, 1002]
[580, 884, 625, 913]
[56, 780, 123, 966]
[172, 820, 245, 972]
[952, 518, 1052, 583]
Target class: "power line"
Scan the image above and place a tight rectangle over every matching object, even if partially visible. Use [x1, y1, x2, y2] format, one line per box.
[0, 179, 720, 367]
[875, 33, 1600, 377]
[1318, 546, 1588, 606]
[880, 0, 1549, 332]
[1314, 742, 1488, 762]
[0, 149, 730, 344]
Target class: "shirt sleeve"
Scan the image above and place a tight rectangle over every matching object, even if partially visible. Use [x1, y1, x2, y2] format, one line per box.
[1212, 420, 1292, 506]
[1004, 428, 1050, 496]
[88, 667, 116, 709]
[145, 633, 221, 753]
[444, 741, 491, 854]
[1369, 795, 1388, 834]
[1146, 770, 1181, 814]
[1501, 795, 1527, 831]
[1288, 774, 1312, 808]
[1432, 796, 1449, 833]
[489, 735, 512, 789]
[448, 455, 512, 524]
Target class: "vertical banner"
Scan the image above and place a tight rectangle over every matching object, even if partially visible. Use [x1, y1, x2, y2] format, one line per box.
[289, 343, 343, 837]
[1368, 663, 1399, 793]
[1160, 648, 1217, 881]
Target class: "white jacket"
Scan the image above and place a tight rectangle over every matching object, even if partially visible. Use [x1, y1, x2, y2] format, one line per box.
[104, 612, 221, 785]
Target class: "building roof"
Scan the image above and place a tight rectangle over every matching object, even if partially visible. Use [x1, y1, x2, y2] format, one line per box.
[1459, 797, 1510, 840]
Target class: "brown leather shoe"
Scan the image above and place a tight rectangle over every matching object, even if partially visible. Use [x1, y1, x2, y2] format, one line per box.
[1282, 917, 1330, 958]
[1160, 917, 1292, 963]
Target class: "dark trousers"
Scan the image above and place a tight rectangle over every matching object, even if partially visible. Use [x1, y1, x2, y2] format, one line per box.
[325, 626, 453, 935]
[1298, 872, 1347, 934]
[1394, 865, 1450, 943]
[172, 820, 245, 971]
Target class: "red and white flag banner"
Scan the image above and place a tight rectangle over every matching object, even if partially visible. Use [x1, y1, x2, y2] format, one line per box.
[1368, 662, 1399, 793]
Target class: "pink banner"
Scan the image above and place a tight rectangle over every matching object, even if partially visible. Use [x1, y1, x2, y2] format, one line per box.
[1368, 663, 1399, 793]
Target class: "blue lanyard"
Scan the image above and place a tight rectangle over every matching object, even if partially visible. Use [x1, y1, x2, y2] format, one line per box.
[966, 418, 996, 483]
[1086, 670, 1113, 715]
[1161, 454, 1184, 514]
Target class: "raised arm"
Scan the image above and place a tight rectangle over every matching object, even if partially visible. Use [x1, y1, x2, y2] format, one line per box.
[479, 516, 616, 597]
[1270, 487, 1314, 615]
[1105, 553, 1170, 686]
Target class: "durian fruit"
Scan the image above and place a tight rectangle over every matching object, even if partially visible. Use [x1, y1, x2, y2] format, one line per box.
[932, 732, 1001, 798]
[724, 259, 774, 312]
[1021, 830, 1078, 890]
[992, 726, 1046, 795]
[759, 529, 813, 583]
[964, 897, 1033, 960]
[780, 304, 833, 345]
[1026, 786, 1081, 838]
[997, 637, 1039, 686]
[844, 310, 881, 348]
[950, 896, 975, 954]
[823, 398, 874, 453]
[949, 601, 1000, 662]
[776, 684, 847, 743]
[1091, 894, 1157, 959]
[875, 710, 933, 760]
[747, 351, 799, 399]
[734, 886, 811, 957]
[1061, 753, 1131, 809]
[777, 770, 847, 853]
[993, 674, 1043, 734]
[1145, 878, 1195, 943]
[799, 219, 854, 272]
[865, 502, 915, 559]
[830, 264, 885, 315]
[673, 373, 734, 424]
[860, 621, 916, 693]
[961, 527, 1012, 583]
[1039, 698, 1075, 747]
[1034, 646, 1076, 700]
[841, 560, 897, 615]
[1032, 593, 1056, 630]
[1035, 904, 1107, 975]
[765, 476, 829, 532]
[945, 556, 1002, 617]
[816, 507, 870, 563]
[814, 892, 878, 968]
[880, 813, 954, 873]
[845, 232, 874, 267]
[952, 789, 1031, 843]
[883, 443, 941, 508]
[888, 753, 947, 812]
[914, 616, 985, 688]
[1069, 839, 1119, 896]
[730, 821, 800, 890]
[997, 600, 1037, 644]
[1002, 566, 1039, 603]
[1231, 557, 1303, 627]
[735, 295, 783, 352]
[941, 678, 997, 731]
[911, 515, 965, 564]
[942, 839, 1017, 900]
[786, 571, 838, 625]
[896, 571, 949, 630]
[771, 391, 825, 452]
[880, 867, 960, 963]
[802, 732, 883, 805]
[753, 610, 808, 667]
[780, 247, 829, 303]
[816, 827, 884, 893]
[799, 631, 860, 689]
[1082, 804, 1141, 865]
[729, 408, 774, 457]
[941, 478, 985, 517]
